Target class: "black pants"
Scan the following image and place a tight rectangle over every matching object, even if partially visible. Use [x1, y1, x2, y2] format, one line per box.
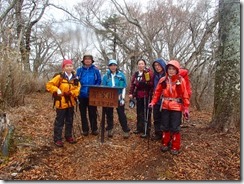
[136, 97, 151, 133]
[105, 101, 130, 132]
[161, 109, 181, 133]
[78, 97, 98, 132]
[153, 103, 163, 135]
[54, 107, 74, 142]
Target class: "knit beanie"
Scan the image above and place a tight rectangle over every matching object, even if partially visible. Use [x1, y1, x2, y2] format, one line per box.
[62, 59, 73, 68]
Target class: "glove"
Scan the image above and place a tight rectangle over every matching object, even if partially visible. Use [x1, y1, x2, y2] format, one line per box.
[120, 99, 125, 106]
[183, 108, 189, 120]
[148, 103, 154, 109]
[74, 78, 79, 86]
[129, 99, 135, 109]
[57, 88, 62, 95]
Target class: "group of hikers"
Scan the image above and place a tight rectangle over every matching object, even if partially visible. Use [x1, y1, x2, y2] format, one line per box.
[46, 53, 191, 155]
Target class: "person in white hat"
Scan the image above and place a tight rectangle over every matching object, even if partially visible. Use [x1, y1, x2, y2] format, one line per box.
[101, 59, 130, 139]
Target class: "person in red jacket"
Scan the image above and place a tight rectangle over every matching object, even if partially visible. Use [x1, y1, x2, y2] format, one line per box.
[149, 60, 190, 155]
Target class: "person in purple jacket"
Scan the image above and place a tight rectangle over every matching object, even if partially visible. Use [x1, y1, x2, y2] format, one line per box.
[151, 58, 167, 141]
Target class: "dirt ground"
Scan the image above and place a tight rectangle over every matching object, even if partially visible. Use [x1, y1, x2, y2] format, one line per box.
[0, 92, 240, 180]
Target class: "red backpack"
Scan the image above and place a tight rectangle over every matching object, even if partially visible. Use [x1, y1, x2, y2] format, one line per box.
[179, 68, 192, 98]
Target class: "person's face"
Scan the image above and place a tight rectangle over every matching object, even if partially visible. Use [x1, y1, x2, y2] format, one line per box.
[137, 60, 146, 71]
[153, 62, 163, 73]
[63, 64, 74, 74]
[83, 56, 93, 66]
[167, 65, 177, 77]
[109, 64, 117, 73]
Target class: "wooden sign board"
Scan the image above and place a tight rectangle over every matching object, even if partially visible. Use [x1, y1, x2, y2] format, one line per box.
[89, 86, 118, 108]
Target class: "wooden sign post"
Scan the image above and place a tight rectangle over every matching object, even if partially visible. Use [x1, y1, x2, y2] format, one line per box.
[89, 85, 119, 143]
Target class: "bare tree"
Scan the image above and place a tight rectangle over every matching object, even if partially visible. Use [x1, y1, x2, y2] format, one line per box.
[211, 0, 240, 132]
[15, 0, 49, 72]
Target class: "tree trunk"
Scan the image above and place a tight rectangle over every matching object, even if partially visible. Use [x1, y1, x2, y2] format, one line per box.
[211, 0, 240, 132]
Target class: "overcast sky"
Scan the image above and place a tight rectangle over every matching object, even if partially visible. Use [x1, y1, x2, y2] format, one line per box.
[44, 0, 150, 20]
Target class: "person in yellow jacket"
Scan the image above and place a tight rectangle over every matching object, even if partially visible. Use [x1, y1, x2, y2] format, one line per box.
[46, 59, 81, 147]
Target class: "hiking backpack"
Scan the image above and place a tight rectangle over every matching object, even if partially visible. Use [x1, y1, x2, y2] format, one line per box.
[179, 68, 192, 98]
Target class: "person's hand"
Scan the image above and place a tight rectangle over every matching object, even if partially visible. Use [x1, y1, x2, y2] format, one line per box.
[148, 103, 154, 109]
[128, 94, 133, 99]
[57, 88, 62, 95]
[74, 78, 79, 86]
[184, 108, 189, 120]
[120, 99, 125, 106]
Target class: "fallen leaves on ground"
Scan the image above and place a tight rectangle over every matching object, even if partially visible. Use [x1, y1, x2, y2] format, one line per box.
[0, 92, 240, 180]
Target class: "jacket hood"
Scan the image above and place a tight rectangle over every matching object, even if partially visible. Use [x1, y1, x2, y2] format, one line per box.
[166, 60, 180, 74]
[152, 58, 167, 74]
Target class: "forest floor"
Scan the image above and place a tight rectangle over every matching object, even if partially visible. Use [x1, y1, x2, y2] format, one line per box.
[0, 92, 240, 181]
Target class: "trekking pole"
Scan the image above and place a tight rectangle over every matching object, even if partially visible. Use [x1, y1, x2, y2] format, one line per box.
[141, 94, 148, 138]
[146, 103, 150, 149]
[146, 91, 152, 149]
[70, 108, 77, 139]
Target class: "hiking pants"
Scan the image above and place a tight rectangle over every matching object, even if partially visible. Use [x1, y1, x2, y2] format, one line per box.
[153, 103, 163, 135]
[54, 107, 74, 142]
[105, 101, 130, 132]
[136, 97, 151, 133]
[78, 97, 98, 133]
[161, 109, 181, 133]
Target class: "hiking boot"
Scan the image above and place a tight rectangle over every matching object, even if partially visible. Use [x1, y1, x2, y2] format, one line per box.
[54, 140, 64, 147]
[123, 132, 129, 139]
[160, 145, 169, 152]
[170, 149, 179, 155]
[108, 129, 113, 137]
[92, 130, 99, 136]
[66, 137, 76, 144]
[82, 131, 88, 136]
[151, 134, 161, 141]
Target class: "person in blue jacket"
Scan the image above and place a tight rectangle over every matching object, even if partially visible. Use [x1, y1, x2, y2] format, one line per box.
[102, 59, 130, 139]
[151, 58, 167, 140]
[76, 53, 101, 136]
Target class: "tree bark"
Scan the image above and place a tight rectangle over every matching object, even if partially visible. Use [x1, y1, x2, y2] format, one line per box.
[211, 0, 240, 132]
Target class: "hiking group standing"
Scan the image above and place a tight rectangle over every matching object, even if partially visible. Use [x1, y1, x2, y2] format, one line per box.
[46, 56, 191, 156]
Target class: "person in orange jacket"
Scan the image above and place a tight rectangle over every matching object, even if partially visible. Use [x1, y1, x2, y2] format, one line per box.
[46, 59, 81, 147]
[149, 60, 190, 155]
